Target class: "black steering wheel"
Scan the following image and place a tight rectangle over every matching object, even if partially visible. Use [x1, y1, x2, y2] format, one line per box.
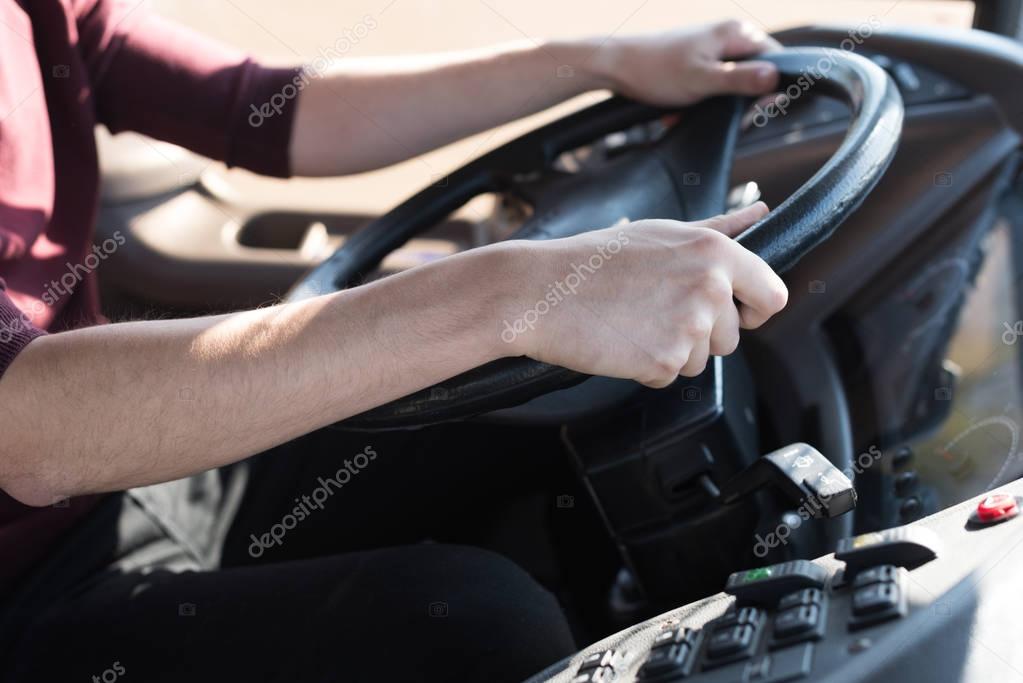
[287, 48, 904, 431]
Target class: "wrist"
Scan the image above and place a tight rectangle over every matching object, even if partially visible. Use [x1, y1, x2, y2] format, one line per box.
[544, 38, 620, 93]
[462, 240, 540, 361]
[486, 240, 536, 360]
[321, 246, 518, 392]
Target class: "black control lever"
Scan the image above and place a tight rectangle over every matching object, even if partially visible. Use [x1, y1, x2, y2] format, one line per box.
[716, 443, 857, 519]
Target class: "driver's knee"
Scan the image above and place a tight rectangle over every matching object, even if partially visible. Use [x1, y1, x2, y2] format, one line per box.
[336, 544, 575, 682]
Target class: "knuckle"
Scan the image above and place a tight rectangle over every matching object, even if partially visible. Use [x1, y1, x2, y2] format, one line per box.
[741, 310, 767, 330]
[696, 274, 732, 307]
[679, 358, 708, 378]
[690, 228, 728, 254]
[724, 331, 741, 354]
[647, 349, 685, 384]
[681, 315, 713, 340]
[712, 330, 741, 356]
[714, 19, 743, 37]
[642, 373, 675, 389]
[652, 356, 680, 378]
[767, 281, 789, 312]
[700, 214, 724, 231]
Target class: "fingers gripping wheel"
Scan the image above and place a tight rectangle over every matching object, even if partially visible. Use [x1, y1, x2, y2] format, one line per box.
[287, 48, 904, 430]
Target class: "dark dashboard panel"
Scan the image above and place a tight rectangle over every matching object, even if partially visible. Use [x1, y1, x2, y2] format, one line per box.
[734, 26, 1023, 537]
[527, 479, 1023, 683]
[564, 355, 763, 609]
[776, 25, 1023, 126]
[741, 48, 970, 149]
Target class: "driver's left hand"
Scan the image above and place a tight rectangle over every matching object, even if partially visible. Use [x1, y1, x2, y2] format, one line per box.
[593, 19, 782, 106]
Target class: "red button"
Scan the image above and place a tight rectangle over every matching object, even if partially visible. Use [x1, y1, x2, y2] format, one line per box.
[976, 493, 1019, 523]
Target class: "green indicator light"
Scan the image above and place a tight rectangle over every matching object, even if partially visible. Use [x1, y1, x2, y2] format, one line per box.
[744, 567, 773, 582]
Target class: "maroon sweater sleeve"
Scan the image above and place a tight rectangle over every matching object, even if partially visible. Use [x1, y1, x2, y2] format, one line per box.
[72, 0, 300, 178]
[0, 282, 45, 380]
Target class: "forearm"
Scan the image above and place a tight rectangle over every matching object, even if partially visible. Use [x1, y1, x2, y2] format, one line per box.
[0, 246, 516, 506]
[290, 39, 615, 176]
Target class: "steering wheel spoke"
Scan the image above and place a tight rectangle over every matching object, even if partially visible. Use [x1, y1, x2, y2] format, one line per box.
[651, 96, 748, 222]
[510, 153, 684, 242]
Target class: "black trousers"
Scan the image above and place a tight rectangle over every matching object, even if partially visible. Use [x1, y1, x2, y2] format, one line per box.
[0, 427, 575, 682]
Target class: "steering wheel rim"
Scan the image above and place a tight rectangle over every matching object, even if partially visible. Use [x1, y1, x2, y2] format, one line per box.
[287, 48, 904, 431]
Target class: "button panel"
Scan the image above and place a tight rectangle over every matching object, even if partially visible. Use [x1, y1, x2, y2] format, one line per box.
[835, 526, 940, 571]
[970, 493, 1021, 526]
[849, 566, 908, 630]
[638, 628, 698, 680]
[700, 608, 767, 670]
[774, 605, 820, 639]
[640, 545, 913, 680]
[707, 624, 755, 659]
[771, 588, 826, 649]
[777, 588, 822, 611]
[554, 482, 1023, 683]
[743, 643, 815, 683]
[724, 560, 828, 605]
[638, 644, 689, 679]
[852, 582, 898, 615]
[851, 564, 897, 588]
[715, 606, 765, 629]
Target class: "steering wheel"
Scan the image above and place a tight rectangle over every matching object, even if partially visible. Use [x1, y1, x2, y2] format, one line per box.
[286, 48, 904, 431]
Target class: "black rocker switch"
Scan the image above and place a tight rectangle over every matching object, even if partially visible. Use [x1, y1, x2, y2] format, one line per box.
[718, 443, 857, 519]
[835, 526, 941, 572]
[724, 559, 829, 605]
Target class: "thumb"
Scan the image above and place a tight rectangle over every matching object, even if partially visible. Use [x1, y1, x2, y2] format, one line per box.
[702, 201, 769, 237]
[706, 60, 779, 97]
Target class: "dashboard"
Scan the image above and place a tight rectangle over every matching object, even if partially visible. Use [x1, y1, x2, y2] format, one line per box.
[902, 224, 1023, 509]
[527, 480, 1023, 683]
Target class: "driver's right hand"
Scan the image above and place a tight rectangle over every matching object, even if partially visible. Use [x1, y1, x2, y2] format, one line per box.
[495, 201, 788, 388]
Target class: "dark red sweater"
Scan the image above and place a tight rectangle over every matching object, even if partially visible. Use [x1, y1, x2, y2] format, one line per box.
[0, 0, 297, 596]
